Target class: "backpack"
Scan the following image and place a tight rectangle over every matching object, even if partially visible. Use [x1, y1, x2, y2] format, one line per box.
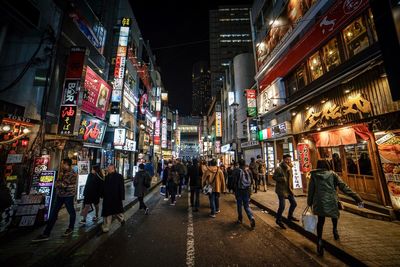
[238, 169, 251, 189]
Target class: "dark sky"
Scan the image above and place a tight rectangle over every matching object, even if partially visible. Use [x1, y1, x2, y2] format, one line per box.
[130, 0, 253, 115]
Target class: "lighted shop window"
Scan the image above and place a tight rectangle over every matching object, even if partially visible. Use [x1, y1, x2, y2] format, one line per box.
[343, 17, 370, 58]
[322, 37, 341, 72]
[308, 51, 324, 81]
[296, 63, 308, 89]
[367, 9, 378, 42]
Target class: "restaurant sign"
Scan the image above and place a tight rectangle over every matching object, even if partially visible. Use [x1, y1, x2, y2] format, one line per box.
[257, 78, 285, 115]
[77, 114, 107, 144]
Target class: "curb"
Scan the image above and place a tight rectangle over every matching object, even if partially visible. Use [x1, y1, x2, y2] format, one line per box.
[32, 182, 161, 267]
[250, 198, 367, 267]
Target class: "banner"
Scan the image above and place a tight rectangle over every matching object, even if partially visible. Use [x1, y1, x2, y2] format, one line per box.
[246, 89, 257, 117]
[114, 128, 126, 146]
[57, 105, 77, 135]
[215, 112, 222, 137]
[82, 66, 111, 120]
[77, 161, 89, 201]
[161, 117, 167, 149]
[292, 161, 303, 189]
[297, 143, 311, 172]
[77, 114, 107, 144]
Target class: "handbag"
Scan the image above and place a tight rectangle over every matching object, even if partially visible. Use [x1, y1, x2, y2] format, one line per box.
[302, 206, 318, 234]
[202, 171, 217, 195]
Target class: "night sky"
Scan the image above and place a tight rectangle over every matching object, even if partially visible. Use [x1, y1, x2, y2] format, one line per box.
[130, 0, 253, 115]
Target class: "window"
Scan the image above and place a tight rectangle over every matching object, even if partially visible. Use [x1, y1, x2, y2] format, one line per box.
[322, 38, 341, 71]
[344, 138, 372, 176]
[286, 72, 297, 95]
[296, 64, 308, 89]
[308, 51, 324, 81]
[343, 17, 370, 58]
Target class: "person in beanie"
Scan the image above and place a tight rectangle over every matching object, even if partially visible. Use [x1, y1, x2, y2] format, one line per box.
[308, 159, 363, 256]
[272, 154, 298, 229]
[188, 159, 201, 212]
[32, 158, 77, 242]
[233, 159, 255, 229]
[134, 163, 151, 215]
[101, 164, 125, 233]
[202, 159, 226, 218]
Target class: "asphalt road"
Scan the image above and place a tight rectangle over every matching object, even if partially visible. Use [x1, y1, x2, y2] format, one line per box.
[80, 189, 324, 267]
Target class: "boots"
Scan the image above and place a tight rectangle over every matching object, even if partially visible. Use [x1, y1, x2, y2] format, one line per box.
[333, 229, 340, 240]
[317, 238, 324, 256]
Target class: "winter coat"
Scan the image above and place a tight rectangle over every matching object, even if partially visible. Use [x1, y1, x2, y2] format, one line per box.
[202, 166, 226, 193]
[102, 172, 125, 217]
[83, 173, 103, 204]
[232, 167, 253, 194]
[144, 163, 155, 177]
[162, 167, 170, 185]
[307, 169, 362, 218]
[175, 163, 185, 176]
[134, 170, 151, 197]
[249, 161, 259, 178]
[55, 169, 77, 197]
[168, 169, 180, 185]
[272, 162, 293, 198]
[188, 164, 201, 188]
[257, 159, 267, 175]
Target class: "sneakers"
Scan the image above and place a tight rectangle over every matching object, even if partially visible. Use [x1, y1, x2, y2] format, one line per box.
[250, 218, 256, 229]
[276, 221, 286, 229]
[32, 234, 49, 243]
[79, 219, 86, 225]
[209, 214, 216, 218]
[215, 210, 221, 214]
[163, 198, 169, 201]
[63, 228, 73, 237]
[288, 216, 300, 222]
[145, 208, 149, 215]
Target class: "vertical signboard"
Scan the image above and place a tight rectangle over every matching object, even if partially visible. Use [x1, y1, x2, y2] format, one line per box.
[292, 161, 303, 189]
[154, 119, 161, 145]
[110, 18, 130, 127]
[297, 143, 311, 173]
[215, 112, 222, 137]
[77, 161, 89, 201]
[161, 117, 167, 149]
[246, 89, 257, 117]
[37, 170, 56, 220]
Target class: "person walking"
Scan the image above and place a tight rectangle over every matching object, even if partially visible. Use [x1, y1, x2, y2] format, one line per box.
[307, 159, 363, 256]
[168, 166, 180, 206]
[134, 163, 151, 215]
[162, 161, 172, 200]
[272, 154, 298, 229]
[249, 157, 259, 193]
[188, 159, 201, 212]
[80, 165, 104, 224]
[32, 158, 77, 242]
[175, 159, 185, 197]
[202, 159, 226, 218]
[233, 159, 256, 229]
[101, 164, 125, 233]
[256, 155, 267, 192]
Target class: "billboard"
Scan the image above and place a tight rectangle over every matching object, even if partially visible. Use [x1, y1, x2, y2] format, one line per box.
[77, 114, 107, 144]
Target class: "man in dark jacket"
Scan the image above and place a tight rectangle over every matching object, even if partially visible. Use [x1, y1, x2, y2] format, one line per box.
[188, 159, 201, 211]
[175, 158, 185, 197]
[32, 158, 77, 242]
[249, 158, 259, 193]
[102, 164, 125, 232]
[134, 164, 151, 215]
[272, 154, 298, 229]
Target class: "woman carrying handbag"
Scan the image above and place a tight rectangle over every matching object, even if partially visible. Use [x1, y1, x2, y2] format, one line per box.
[307, 160, 363, 256]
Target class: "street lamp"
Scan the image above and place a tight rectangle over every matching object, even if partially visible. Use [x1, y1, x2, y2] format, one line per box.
[230, 102, 239, 162]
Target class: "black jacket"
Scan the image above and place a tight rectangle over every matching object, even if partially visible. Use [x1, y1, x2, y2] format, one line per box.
[102, 172, 125, 217]
[188, 164, 201, 188]
[83, 173, 103, 204]
[134, 170, 151, 197]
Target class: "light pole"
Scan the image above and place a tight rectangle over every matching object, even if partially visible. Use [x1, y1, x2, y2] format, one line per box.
[230, 102, 239, 162]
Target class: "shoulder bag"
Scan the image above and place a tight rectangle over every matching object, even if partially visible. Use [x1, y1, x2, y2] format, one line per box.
[202, 171, 217, 195]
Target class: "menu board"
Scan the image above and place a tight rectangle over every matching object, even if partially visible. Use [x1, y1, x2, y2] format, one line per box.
[292, 161, 303, 189]
[376, 132, 400, 210]
[14, 194, 44, 227]
[77, 161, 89, 201]
[37, 171, 57, 220]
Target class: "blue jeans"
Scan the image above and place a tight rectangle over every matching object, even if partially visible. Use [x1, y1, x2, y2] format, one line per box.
[190, 187, 200, 208]
[208, 192, 220, 215]
[44, 195, 76, 236]
[236, 189, 254, 221]
[276, 194, 297, 223]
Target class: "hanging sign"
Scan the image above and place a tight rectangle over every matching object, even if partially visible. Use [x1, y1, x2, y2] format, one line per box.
[292, 161, 303, 189]
[77, 114, 107, 144]
[65, 47, 87, 79]
[62, 79, 80, 105]
[215, 140, 221, 154]
[297, 143, 311, 172]
[77, 161, 89, 201]
[161, 117, 167, 149]
[246, 89, 257, 117]
[258, 79, 285, 115]
[58, 105, 77, 135]
[215, 112, 222, 137]
[113, 128, 126, 146]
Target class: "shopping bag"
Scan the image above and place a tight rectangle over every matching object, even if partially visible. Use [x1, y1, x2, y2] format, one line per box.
[160, 185, 166, 196]
[302, 206, 317, 234]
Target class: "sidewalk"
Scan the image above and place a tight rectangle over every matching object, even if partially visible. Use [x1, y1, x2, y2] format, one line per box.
[0, 177, 161, 267]
[250, 188, 400, 267]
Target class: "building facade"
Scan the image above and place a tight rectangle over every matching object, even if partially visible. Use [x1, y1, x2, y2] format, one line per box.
[192, 61, 211, 116]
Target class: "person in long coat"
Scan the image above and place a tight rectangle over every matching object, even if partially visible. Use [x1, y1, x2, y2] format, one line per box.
[307, 159, 363, 256]
[188, 159, 201, 211]
[202, 159, 226, 218]
[134, 163, 151, 214]
[102, 164, 125, 232]
[80, 165, 104, 224]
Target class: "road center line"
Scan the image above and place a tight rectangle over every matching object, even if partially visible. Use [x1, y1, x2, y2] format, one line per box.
[186, 192, 195, 267]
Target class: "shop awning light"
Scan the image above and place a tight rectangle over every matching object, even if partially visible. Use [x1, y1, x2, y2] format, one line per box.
[23, 128, 30, 134]
[2, 125, 11, 132]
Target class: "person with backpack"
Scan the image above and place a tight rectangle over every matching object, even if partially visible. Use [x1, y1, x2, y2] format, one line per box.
[257, 155, 267, 192]
[232, 159, 256, 229]
[272, 154, 299, 229]
[202, 159, 226, 218]
[134, 163, 151, 215]
[249, 158, 259, 193]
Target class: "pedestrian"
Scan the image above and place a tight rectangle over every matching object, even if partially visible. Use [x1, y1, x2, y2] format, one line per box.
[307, 159, 363, 256]
[157, 160, 163, 179]
[202, 159, 226, 218]
[272, 154, 299, 229]
[220, 164, 228, 191]
[101, 164, 125, 233]
[168, 166, 180, 206]
[249, 157, 259, 193]
[256, 155, 267, 192]
[188, 159, 201, 212]
[32, 158, 77, 242]
[80, 165, 104, 224]
[144, 160, 155, 178]
[134, 163, 151, 215]
[162, 161, 172, 200]
[175, 158, 185, 197]
[233, 159, 256, 229]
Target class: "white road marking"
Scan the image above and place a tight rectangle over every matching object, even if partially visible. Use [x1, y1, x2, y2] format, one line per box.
[186, 192, 195, 267]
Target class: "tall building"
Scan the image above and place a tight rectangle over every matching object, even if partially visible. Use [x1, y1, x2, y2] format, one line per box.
[192, 61, 211, 115]
[209, 5, 253, 98]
